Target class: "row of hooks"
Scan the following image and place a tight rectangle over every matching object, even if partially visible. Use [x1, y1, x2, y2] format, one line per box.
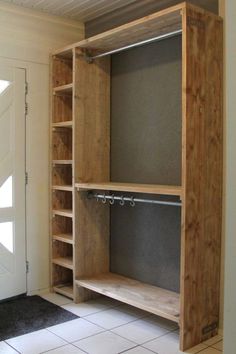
[87, 192, 181, 207]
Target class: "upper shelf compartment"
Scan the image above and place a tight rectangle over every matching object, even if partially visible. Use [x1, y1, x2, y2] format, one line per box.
[75, 182, 182, 197]
[52, 49, 73, 87]
[69, 4, 183, 58]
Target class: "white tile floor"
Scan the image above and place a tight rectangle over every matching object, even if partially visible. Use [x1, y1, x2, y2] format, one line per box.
[0, 293, 224, 354]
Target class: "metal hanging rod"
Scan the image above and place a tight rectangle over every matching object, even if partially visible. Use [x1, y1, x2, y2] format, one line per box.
[86, 29, 182, 60]
[88, 192, 181, 207]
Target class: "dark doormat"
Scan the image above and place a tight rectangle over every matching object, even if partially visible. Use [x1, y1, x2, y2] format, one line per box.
[0, 295, 78, 341]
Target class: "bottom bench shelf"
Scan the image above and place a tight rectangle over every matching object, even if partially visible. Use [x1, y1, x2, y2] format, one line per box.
[53, 283, 74, 299]
[76, 272, 180, 323]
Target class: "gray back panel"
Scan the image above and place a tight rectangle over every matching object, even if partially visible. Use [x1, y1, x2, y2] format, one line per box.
[110, 36, 182, 292]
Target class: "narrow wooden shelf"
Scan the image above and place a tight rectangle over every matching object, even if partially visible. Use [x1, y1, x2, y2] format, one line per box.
[53, 83, 73, 95]
[52, 160, 73, 165]
[52, 234, 73, 244]
[52, 256, 73, 270]
[53, 283, 74, 299]
[76, 272, 180, 323]
[52, 121, 73, 128]
[52, 185, 73, 192]
[53, 209, 73, 218]
[75, 182, 182, 196]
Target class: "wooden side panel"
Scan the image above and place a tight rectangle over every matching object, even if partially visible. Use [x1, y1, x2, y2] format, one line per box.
[180, 5, 223, 350]
[73, 49, 110, 302]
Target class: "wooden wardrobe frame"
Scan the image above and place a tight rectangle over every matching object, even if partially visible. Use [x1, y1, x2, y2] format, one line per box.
[50, 2, 223, 350]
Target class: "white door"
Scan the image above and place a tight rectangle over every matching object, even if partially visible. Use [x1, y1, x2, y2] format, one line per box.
[0, 66, 26, 300]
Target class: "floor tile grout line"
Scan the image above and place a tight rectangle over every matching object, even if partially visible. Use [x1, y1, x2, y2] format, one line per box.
[3, 341, 21, 354]
[109, 325, 175, 347]
[45, 325, 106, 346]
[71, 342, 89, 354]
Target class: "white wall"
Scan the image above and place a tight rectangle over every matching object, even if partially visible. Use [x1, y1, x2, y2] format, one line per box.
[0, 1, 84, 294]
[223, 0, 236, 352]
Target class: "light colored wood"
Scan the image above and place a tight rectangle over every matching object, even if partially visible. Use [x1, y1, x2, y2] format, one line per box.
[53, 209, 73, 218]
[52, 160, 73, 165]
[52, 165, 72, 186]
[53, 46, 74, 59]
[53, 83, 73, 95]
[73, 50, 110, 303]
[52, 185, 73, 192]
[52, 121, 73, 128]
[52, 130, 72, 160]
[53, 234, 73, 244]
[52, 257, 73, 270]
[52, 190, 72, 211]
[52, 56, 72, 87]
[76, 272, 180, 323]
[51, 3, 223, 351]
[53, 284, 74, 299]
[53, 95, 72, 123]
[76, 182, 182, 196]
[180, 5, 223, 351]
[55, 3, 183, 57]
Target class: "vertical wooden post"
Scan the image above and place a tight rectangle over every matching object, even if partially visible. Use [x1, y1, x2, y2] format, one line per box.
[180, 4, 223, 350]
[73, 49, 111, 302]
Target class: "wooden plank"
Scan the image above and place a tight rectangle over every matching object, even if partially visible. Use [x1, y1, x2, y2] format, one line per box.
[52, 160, 73, 165]
[53, 95, 72, 123]
[76, 182, 182, 196]
[52, 257, 73, 270]
[69, 4, 183, 56]
[53, 234, 73, 244]
[52, 165, 72, 186]
[52, 57, 73, 87]
[73, 49, 110, 303]
[52, 121, 73, 128]
[76, 272, 180, 323]
[53, 209, 73, 218]
[52, 185, 73, 192]
[53, 46, 73, 59]
[180, 5, 223, 351]
[53, 83, 73, 95]
[53, 284, 74, 299]
[52, 129, 72, 160]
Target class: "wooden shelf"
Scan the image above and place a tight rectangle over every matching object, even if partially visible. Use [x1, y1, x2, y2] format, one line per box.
[52, 256, 73, 270]
[52, 185, 73, 192]
[76, 272, 180, 323]
[53, 283, 74, 299]
[53, 83, 73, 95]
[52, 121, 73, 128]
[53, 234, 73, 244]
[53, 209, 73, 218]
[52, 160, 73, 165]
[53, 47, 73, 59]
[75, 182, 182, 196]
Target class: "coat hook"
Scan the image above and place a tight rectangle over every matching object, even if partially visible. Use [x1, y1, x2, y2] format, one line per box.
[130, 196, 135, 207]
[102, 194, 107, 204]
[109, 194, 115, 205]
[119, 196, 125, 206]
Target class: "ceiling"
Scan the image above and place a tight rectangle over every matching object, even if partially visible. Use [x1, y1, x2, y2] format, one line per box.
[1, 0, 138, 22]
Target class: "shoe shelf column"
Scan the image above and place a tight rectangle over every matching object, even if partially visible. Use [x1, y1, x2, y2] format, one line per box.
[50, 48, 75, 300]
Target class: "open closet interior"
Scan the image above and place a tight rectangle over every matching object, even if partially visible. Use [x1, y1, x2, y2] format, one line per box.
[50, 2, 223, 351]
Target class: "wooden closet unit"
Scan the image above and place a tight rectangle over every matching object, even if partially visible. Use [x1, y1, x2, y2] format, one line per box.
[51, 2, 223, 351]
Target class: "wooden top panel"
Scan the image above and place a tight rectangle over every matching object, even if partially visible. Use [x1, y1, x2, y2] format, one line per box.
[75, 182, 182, 196]
[53, 3, 185, 57]
[74, 5, 183, 54]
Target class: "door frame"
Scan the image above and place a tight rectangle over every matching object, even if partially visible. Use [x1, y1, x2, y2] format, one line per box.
[0, 64, 28, 299]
